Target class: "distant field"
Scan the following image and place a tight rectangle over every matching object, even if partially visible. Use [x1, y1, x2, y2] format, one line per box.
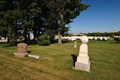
[0, 40, 120, 80]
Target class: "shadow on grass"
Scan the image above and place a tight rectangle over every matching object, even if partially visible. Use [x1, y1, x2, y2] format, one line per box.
[71, 54, 77, 67]
[19, 40, 38, 45]
[62, 40, 72, 44]
[50, 40, 58, 44]
[0, 40, 37, 47]
[27, 51, 31, 54]
[88, 40, 109, 43]
[110, 41, 120, 44]
[50, 39, 72, 44]
[0, 42, 13, 47]
[0, 39, 73, 47]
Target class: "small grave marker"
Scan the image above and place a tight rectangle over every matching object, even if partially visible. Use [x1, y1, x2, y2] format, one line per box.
[15, 43, 29, 58]
[74, 41, 77, 48]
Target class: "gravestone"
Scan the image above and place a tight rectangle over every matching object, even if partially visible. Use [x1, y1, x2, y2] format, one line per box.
[94, 37, 97, 40]
[74, 36, 90, 72]
[74, 41, 77, 48]
[15, 43, 29, 58]
[103, 37, 107, 41]
[99, 37, 103, 41]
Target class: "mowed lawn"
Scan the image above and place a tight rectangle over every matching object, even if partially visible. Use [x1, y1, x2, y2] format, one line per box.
[0, 40, 120, 80]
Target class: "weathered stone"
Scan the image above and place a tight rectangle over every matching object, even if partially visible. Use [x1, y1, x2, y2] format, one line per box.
[15, 43, 28, 58]
[17, 43, 27, 53]
[74, 36, 90, 72]
[15, 53, 28, 58]
[74, 61, 90, 72]
[80, 36, 88, 44]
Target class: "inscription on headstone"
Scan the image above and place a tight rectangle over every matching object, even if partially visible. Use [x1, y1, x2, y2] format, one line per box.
[17, 43, 27, 53]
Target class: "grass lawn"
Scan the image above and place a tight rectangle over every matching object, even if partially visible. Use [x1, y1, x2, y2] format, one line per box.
[0, 40, 120, 80]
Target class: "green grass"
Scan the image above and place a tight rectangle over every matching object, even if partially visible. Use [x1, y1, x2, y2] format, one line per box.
[0, 40, 120, 80]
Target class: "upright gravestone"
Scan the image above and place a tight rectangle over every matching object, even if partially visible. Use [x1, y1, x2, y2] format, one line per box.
[94, 37, 97, 40]
[74, 41, 77, 48]
[74, 36, 90, 72]
[100, 37, 103, 41]
[15, 43, 29, 58]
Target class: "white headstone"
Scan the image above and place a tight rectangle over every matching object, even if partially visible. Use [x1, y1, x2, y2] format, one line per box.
[74, 41, 77, 48]
[99, 37, 103, 40]
[74, 36, 90, 72]
[94, 37, 97, 40]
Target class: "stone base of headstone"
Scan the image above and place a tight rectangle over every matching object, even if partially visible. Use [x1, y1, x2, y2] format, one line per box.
[15, 53, 29, 58]
[74, 45, 77, 48]
[73, 61, 90, 72]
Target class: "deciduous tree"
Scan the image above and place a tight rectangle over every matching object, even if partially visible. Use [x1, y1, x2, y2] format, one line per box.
[45, 0, 90, 44]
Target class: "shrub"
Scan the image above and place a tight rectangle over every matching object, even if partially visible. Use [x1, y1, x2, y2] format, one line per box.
[62, 39, 72, 43]
[9, 36, 17, 46]
[46, 29, 56, 42]
[37, 34, 50, 46]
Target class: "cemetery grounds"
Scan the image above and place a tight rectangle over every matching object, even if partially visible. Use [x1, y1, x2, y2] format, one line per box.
[0, 40, 120, 80]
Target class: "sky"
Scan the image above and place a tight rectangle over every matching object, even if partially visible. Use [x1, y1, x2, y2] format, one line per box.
[68, 0, 120, 34]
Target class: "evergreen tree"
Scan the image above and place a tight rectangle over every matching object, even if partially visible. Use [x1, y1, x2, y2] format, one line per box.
[0, 0, 16, 43]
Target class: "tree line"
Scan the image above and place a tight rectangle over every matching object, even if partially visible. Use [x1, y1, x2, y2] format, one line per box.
[86, 32, 120, 36]
[0, 0, 90, 45]
[67, 31, 120, 37]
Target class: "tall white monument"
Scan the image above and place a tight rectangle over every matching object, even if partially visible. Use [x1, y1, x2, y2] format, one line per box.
[74, 36, 90, 72]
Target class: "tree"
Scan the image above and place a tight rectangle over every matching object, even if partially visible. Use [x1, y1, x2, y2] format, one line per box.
[61, 26, 70, 37]
[45, 0, 90, 44]
[118, 31, 120, 36]
[0, 0, 17, 44]
[0, 0, 44, 44]
[17, 0, 34, 42]
[0, 0, 90, 45]
[16, 0, 42, 42]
